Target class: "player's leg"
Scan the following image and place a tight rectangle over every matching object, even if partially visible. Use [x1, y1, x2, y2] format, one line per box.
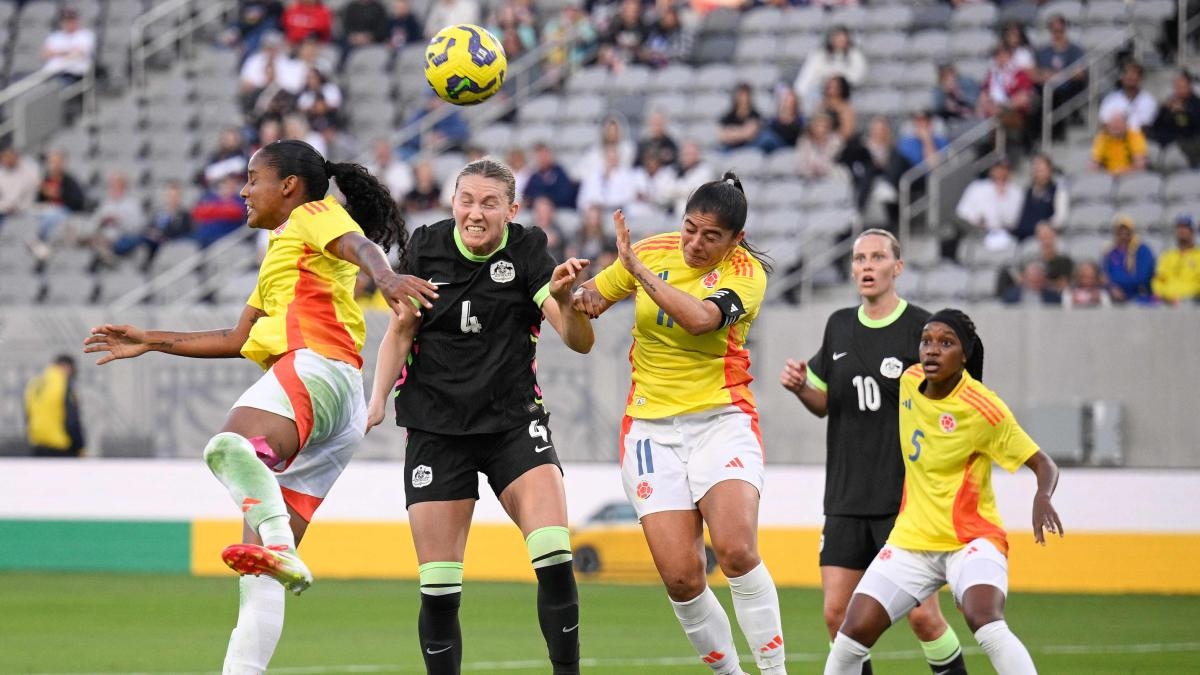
[950, 541, 1036, 675]
[820, 516, 878, 674]
[691, 406, 785, 674]
[821, 566, 872, 674]
[497, 464, 579, 675]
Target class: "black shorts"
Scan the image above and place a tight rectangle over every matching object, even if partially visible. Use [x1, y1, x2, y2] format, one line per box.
[403, 412, 563, 508]
[819, 514, 898, 570]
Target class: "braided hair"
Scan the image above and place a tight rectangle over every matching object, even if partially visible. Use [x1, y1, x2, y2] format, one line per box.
[257, 139, 407, 254]
[927, 308, 985, 381]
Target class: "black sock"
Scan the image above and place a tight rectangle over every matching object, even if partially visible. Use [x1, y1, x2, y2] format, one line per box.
[534, 561, 580, 674]
[930, 650, 968, 674]
[418, 591, 462, 675]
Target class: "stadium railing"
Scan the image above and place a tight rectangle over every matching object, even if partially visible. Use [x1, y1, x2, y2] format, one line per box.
[1040, 26, 1140, 152]
[0, 63, 97, 148]
[130, 0, 237, 90]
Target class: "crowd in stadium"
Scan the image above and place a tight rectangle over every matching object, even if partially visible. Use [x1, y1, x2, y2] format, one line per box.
[0, 0, 1197, 307]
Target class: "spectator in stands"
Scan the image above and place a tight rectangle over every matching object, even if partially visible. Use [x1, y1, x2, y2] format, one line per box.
[1033, 14, 1086, 140]
[816, 75, 857, 142]
[1000, 21, 1035, 73]
[578, 115, 636, 178]
[1014, 154, 1068, 242]
[40, 7, 95, 86]
[576, 145, 640, 218]
[24, 355, 85, 458]
[202, 127, 251, 188]
[223, 1, 284, 58]
[1152, 214, 1200, 305]
[296, 68, 343, 129]
[363, 137, 413, 204]
[425, 0, 482, 38]
[87, 172, 144, 271]
[567, 204, 617, 278]
[141, 181, 194, 273]
[1062, 260, 1112, 308]
[507, 147, 532, 201]
[397, 94, 470, 160]
[932, 63, 980, 126]
[628, 147, 678, 220]
[642, 4, 692, 69]
[896, 110, 948, 170]
[954, 158, 1023, 253]
[717, 82, 764, 152]
[524, 142, 576, 210]
[669, 139, 715, 217]
[796, 112, 845, 181]
[30, 149, 87, 267]
[238, 31, 307, 113]
[282, 0, 333, 45]
[1149, 70, 1200, 169]
[1005, 221, 1073, 299]
[794, 26, 867, 112]
[1090, 111, 1148, 176]
[338, 0, 389, 72]
[1099, 61, 1158, 131]
[388, 0, 424, 51]
[1000, 260, 1061, 305]
[839, 116, 904, 221]
[402, 160, 441, 214]
[191, 175, 247, 249]
[1102, 214, 1157, 304]
[282, 113, 326, 156]
[531, 196, 569, 262]
[755, 85, 804, 155]
[977, 44, 1036, 142]
[0, 144, 40, 231]
[636, 110, 680, 168]
[543, 3, 598, 84]
[488, 2, 539, 63]
[598, 0, 647, 71]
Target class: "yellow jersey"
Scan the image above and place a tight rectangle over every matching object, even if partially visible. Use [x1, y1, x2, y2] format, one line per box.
[242, 196, 366, 370]
[593, 232, 766, 419]
[890, 365, 1039, 555]
[1151, 246, 1200, 303]
[24, 365, 72, 450]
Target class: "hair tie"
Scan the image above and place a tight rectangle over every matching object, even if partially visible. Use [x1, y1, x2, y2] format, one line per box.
[324, 160, 336, 177]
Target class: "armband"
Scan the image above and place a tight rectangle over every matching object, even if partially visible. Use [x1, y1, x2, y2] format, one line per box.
[705, 288, 746, 327]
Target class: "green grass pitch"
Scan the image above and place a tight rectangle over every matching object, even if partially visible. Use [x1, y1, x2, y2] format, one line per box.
[3, 572, 1198, 673]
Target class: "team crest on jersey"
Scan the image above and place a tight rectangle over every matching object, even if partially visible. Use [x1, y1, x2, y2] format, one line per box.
[880, 357, 903, 379]
[939, 413, 957, 433]
[636, 480, 653, 500]
[412, 464, 433, 488]
[490, 260, 515, 283]
[702, 269, 720, 288]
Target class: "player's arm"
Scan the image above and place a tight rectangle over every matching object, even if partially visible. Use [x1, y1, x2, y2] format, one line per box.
[542, 257, 594, 354]
[326, 231, 438, 318]
[780, 359, 828, 417]
[367, 309, 419, 432]
[84, 305, 265, 364]
[612, 209, 723, 336]
[571, 278, 622, 318]
[1025, 450, 1064, 545]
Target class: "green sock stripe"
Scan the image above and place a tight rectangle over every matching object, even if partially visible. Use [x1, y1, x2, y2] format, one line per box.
[921, 627, 963, 664]
[419, 562, 463, 596]
[526, 526, 572, 569]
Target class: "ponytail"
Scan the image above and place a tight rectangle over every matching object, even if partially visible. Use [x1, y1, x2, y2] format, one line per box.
[685, 170, 774, 274]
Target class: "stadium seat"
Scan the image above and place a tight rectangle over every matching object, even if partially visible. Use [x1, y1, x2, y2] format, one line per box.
[741, 7, 784, 37]
[736, 36, 779, 65]
[1115, 173, 1163, 204]
[735, 63, 782, 92]
[473, 124, 514, 154]
[863, 5, 914, 33]
[829, 6, 868, 29]
[778, 6, 826, 34]
[561, 94, 606, 124]
[862, 33, 909, 62]
[691, 35, 738, 67]
[967, 268, 1001, 301]
[907, 31, 951, 63]
[1132, 0, 1176, 22]
[610, 66, 651, 95]
[1120, 202, 1166, 232]
[648, 63, 694, 94]
[1084, 0, 1131, 24]
[950, 3, 997, 29]
[0, 272, 45, 304]
[912, 5, 953, 31]
[1065, 233, 1110, 261]
[757, 208, 799, 238]
[1068, 172, 1115, 204]
[725, 148, 765, 178]
[895, 266, 922, 297]
[919, 263, 970, 301]
[1066, 203, 1116, 233]
[1165, 172, 1200, 203]
[701, 8, 742, 35]
[1038, 0, 1085, 24]
[950, 29, 997, 59]
[904, 235, 941, 269]
[565, 67, 613, 96]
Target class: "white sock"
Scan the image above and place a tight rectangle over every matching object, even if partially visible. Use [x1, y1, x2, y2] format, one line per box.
[727, 562, 786, 673]
[223, 575, 285, 675]
[975, 620, 1037, 675]
[203, 432, 295, 549]
[824, 632, 871, 675]
[670, 587, 742, 675]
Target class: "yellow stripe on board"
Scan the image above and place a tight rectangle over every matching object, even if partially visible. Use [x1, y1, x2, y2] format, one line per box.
[191, 521, 1200, 594]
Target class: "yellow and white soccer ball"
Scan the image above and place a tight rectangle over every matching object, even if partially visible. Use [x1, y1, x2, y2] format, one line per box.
[423, 24, 507, 106]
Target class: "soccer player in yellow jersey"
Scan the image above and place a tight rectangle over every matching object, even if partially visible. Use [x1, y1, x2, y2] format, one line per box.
[84, 140, 438, 675]
[825, 309, 1064, 675]
[573, 172, 787, 675]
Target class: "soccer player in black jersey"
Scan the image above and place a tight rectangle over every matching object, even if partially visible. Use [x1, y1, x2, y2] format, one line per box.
[366, 158, 594, 675]
[780, 229, 968, 675]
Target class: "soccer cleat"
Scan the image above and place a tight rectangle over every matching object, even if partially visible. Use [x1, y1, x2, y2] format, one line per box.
[221, 543, 312, 596]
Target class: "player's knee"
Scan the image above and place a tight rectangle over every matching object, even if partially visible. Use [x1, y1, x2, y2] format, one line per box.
[526, 526, 572, 569]
[203, 432, 252, 469]
[823, 603, 848, 638]
[712, 540, 760, 578]
[906, 603, 948, 641]
[962, 606, 1004, 633]
[662, 569, 707, 602]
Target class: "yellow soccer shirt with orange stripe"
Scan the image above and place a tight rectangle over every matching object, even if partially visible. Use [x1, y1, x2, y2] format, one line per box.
[593, 232, 766, 419]
[242, 196, 367, 370]
[890, 365, 1040, 555]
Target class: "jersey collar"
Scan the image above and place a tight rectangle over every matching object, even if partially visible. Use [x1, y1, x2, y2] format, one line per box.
[453, 222, 510, 262]
[858, 298, 908, 328]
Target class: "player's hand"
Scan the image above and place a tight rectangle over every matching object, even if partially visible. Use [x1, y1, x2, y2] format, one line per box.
[1032, 494, 1064, 545]
[375, 272, 438, 319]
[83, 324, 151, 365]
[571, 286, 606, 319]
[365, 397, 386, 434]
[612, 209, 642, 274]
[549, 257, 590, 303]
[780, 358, 809, 394]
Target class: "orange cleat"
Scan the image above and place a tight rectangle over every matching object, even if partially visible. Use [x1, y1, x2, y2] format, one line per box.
[221, 543, 312, 596]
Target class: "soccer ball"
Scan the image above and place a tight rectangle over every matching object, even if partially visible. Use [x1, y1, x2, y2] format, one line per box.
[424, 24, 507, 106]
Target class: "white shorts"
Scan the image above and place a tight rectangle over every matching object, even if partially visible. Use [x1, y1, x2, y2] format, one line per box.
[855, 538, 1010, 622]
[232, 348, 366, 521]
[620, 405, 765, 519]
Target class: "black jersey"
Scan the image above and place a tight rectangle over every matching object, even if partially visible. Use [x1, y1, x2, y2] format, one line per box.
[394, 219, 557, 435]
[808, 300, 930, 517]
